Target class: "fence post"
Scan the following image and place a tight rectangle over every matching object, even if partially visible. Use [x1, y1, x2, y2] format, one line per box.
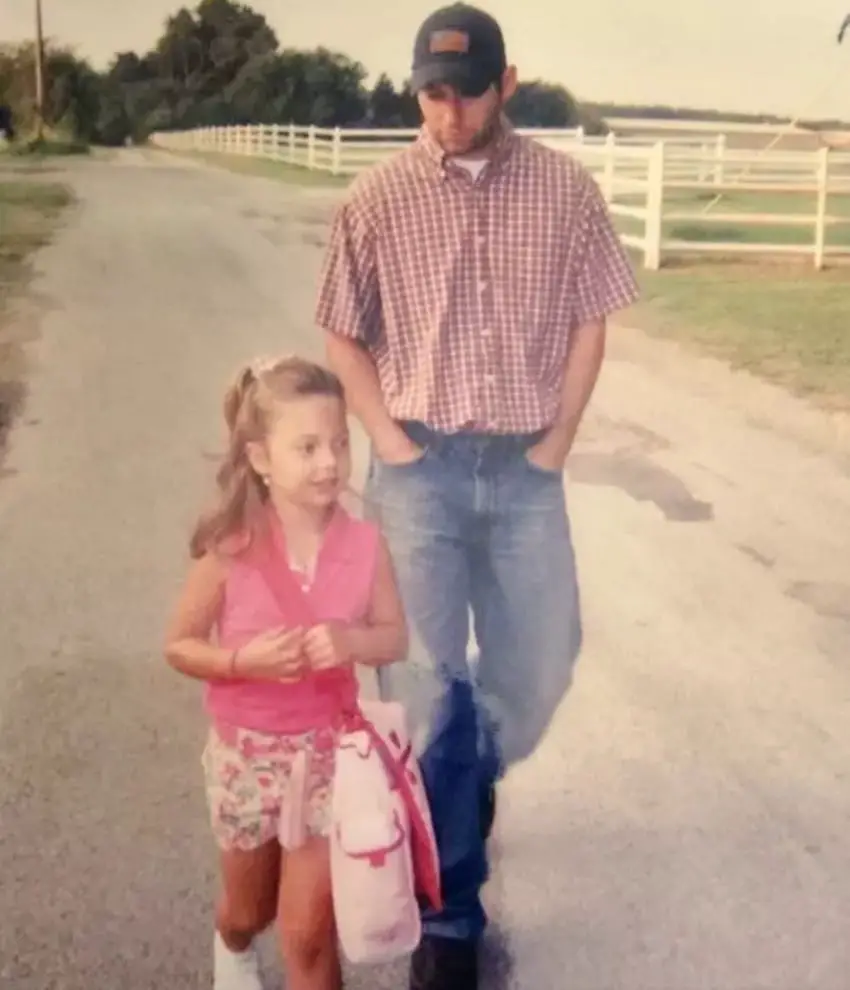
[714, 133, 726, 186]
[288, 123, 296, 164]
[699, 143, 710, 184]
[575, 125, 585, 144]
[307, 125, 316, 169]
[644, 141, 665, 271]
[331, 127, 342, 175]
[602, 132, 615, 202]
[813, 146, 829, 270]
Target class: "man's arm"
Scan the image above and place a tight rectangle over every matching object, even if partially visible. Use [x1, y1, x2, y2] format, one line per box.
[316, 196, 421, 465]
[325, 335, 421, 464]
[528, 179, 640, 471]
[528, 316, 607, 468]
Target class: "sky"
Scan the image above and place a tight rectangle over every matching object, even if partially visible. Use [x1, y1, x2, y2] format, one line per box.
[3, 0, 850, 119]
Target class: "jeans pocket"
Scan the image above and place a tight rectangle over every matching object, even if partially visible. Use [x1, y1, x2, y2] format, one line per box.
[522, 452, 563, 479]
[379, 445, 430, 472]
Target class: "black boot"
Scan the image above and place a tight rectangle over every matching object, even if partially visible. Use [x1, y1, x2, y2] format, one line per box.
[410, 935, 479, 990]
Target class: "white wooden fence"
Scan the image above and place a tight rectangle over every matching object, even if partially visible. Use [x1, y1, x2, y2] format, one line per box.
[151, 124, 850, 271]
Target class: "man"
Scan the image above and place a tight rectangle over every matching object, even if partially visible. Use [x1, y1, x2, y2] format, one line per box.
[315, 4, 639, 987]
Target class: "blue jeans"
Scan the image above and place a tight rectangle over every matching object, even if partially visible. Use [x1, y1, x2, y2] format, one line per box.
[364, 422, 583, 943]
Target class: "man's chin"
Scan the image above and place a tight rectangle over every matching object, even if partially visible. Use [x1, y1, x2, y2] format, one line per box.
[439, 135, 475, 156]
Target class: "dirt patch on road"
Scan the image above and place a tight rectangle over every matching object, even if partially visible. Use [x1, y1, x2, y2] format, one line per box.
[0, 176, 73, 465]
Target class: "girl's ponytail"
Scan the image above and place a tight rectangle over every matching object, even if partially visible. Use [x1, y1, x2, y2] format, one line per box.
[222, 365, 255, 433]
[189, 363, 265, 559]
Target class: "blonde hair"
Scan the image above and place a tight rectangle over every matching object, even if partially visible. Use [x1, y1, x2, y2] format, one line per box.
[190, 355, 345, 559]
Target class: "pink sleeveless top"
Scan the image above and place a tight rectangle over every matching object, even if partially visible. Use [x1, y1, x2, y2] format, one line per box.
[206, 506, 380, 736]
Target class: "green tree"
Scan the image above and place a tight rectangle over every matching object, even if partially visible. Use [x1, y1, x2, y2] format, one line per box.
[368, 73, 402, 125]
[0, 41, 101, 142]
[98, 50, 166, 144]
[506, 81, 580, 128]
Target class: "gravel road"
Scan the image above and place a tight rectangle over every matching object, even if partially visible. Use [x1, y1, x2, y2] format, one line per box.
[1, 150, 848, 990]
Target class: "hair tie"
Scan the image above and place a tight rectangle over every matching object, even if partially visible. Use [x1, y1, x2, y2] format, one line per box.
[250, 355, 284, 378]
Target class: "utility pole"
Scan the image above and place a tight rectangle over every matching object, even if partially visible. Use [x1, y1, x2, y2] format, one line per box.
[34, 0, 45, 140]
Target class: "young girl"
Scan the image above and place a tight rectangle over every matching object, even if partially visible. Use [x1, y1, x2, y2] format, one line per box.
[164, 355, 408, 990]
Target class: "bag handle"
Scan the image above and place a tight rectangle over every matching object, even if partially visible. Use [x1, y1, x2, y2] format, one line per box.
[248, 515, 316, 626]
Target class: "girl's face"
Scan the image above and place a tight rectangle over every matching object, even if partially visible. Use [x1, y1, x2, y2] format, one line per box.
[249, 395, 351, 510]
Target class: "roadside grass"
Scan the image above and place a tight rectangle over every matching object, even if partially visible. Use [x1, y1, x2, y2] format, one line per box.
[0, 179, 74, 460]
[629, 259, 850, 409]
[0, 124, 91, 160]
[162, 149, 350, 187]
[2, 137, 90, 159]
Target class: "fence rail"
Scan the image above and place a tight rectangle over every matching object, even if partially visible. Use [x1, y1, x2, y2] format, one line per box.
[151, 124, 850, 270]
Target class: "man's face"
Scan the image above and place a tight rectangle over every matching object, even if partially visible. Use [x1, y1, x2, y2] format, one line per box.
[417, 67, 516, 156]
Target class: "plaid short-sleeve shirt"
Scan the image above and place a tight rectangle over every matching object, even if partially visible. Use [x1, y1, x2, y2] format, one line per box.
[315, 122, 639, 434]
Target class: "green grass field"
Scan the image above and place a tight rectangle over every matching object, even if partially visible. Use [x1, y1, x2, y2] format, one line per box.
[614, 187, 850, 250]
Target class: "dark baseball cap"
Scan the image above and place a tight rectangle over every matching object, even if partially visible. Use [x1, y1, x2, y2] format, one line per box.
[411, 3, 507, 98]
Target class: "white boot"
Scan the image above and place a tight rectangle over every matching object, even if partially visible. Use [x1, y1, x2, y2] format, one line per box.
[213, 931, 265, 990]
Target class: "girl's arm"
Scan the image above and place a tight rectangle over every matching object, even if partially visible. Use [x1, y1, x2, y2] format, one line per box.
[164, 553, 234, 680]
[344, 534, 409, 668]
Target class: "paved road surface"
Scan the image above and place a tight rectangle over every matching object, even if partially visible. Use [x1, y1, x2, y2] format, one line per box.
[1, 151, 849, 989]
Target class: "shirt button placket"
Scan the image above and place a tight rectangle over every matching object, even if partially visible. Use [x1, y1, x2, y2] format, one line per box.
[478, 197, 497, 430]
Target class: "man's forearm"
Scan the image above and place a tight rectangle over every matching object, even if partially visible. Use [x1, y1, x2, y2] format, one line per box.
[324, 333, 414, 458]
[547, 318, 607, 456]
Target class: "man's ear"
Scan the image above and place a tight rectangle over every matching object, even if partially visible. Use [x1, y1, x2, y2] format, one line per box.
[500, 65, 518, 102]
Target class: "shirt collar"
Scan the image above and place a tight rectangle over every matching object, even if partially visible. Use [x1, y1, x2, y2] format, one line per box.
[415, 116, 519, 176]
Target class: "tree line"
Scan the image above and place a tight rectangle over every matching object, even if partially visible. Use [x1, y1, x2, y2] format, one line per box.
[5, 0, 838, 148]
[0, 0, 605, 147]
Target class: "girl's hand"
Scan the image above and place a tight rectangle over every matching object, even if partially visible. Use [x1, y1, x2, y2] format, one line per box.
[303, 623, 351, 671]
[233, 627, 307, 682]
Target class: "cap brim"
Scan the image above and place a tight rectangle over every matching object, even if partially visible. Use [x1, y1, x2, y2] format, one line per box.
[410, 60, 494, 97]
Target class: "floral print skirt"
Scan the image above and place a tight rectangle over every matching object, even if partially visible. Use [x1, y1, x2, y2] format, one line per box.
[201, 723, 338, 851]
